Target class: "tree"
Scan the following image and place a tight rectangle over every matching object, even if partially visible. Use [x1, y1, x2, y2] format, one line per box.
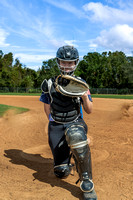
[76, 51, 131, 89]
[0, 50, 4, 72]
[107, 51, 128, 88]
[37, 58, 59, 87]
[0, 69, 11, 86]
[21, 76, 34, 89]
[11, 58, 23, 87]
[76, 52, 103, 87]
[124, 56, 133, 88]
[0, 50, 133, 90]
[2, 52, 13, 69]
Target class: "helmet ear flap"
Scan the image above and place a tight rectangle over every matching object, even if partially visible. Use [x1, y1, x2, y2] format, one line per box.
[56, 58, 63, 74]
[76, 58, 79, 65]
[56, 58, 60, 64]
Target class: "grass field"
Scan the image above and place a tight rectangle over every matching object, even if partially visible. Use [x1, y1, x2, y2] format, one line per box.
[91, 94, 133, 99]
[0, 93, 133, 99]
[0, 93, 41, 96]
[0, 104, 29, 117]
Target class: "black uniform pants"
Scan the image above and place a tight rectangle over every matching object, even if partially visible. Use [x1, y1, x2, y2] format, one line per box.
[48, 117, 88, 166]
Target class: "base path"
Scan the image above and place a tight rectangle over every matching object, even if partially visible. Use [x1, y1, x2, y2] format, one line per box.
[0, 95, 132, 200]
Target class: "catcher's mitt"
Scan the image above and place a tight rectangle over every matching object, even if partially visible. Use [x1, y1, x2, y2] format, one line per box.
[55, 75, 89, 97]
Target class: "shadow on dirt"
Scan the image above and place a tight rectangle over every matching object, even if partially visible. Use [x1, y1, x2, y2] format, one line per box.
[4, 149, 82, 200]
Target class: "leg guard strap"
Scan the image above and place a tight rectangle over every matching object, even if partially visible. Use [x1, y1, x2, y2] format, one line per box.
[80, 172, 94, 192]
[71, 140, 88, 149]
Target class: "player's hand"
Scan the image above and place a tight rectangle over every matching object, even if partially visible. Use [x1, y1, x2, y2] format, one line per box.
[81, 91, 88, 99]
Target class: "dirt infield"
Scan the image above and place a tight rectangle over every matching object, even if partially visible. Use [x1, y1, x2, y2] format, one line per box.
[0, 95, 132, 200]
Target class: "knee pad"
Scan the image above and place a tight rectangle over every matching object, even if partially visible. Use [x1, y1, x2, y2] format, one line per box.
[54, 164, 72, 179]
[65, 124, 88, 149]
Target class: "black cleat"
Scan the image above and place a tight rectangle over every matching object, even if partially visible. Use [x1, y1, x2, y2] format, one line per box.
[82, 189, 97, 200]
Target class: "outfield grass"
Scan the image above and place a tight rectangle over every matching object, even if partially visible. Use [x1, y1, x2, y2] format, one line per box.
[0, 104, 29, 117]
[91, 94, 133, 99]
[0, 93, 133, 99]
[0, 93, 41, 96]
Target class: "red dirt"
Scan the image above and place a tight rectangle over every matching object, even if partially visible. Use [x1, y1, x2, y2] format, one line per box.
[0, 95, 132, 200]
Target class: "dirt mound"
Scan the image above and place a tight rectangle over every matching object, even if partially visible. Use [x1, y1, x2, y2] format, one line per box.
[120, 102, 133, 118]
[0, 96, 132, 200]
[106, 101, 133, 122]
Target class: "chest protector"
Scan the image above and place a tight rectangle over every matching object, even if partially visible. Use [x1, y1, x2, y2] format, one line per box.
[41, 77, 80, 123]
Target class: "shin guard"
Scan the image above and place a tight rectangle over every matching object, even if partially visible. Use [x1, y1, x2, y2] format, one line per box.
[65, 124, 94, 193]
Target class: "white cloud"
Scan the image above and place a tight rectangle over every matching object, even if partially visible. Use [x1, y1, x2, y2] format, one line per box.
[43, 0, 88, 19]
[0, 28, 10, 47]
[14, 53, 55, 64]
[0, 0, 82, 52]
[90, 24, 133, 52]
[14, 53, 56, 70]
[17, 16, 61, 48]
[12, 47, 55, 53]
[83, 2, 133, 25]
[0, 1, 61, 48]
[24, 65, 41, 71]
[64, 40, 78, 47]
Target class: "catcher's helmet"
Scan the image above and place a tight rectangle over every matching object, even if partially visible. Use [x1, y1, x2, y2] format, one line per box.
[56, 45, 79, 74]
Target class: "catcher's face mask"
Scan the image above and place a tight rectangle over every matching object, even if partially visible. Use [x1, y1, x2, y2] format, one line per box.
[59, 60, 77, 74]
[56, 45, 79, 75]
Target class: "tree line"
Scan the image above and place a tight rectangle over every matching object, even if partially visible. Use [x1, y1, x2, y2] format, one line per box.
[0, 50, 133, 90]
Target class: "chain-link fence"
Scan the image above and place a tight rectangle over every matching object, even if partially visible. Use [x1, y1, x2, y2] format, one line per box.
[0, 87, 133, 95]
[90, 88, 133, 94]
[0, 87, 41, 93]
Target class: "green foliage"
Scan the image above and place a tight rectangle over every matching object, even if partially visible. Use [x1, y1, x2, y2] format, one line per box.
[76, 51, 132, 89]
[36, 58, 60, 86]
[91, 94, 133, 99]
[0, 50, 132, 90]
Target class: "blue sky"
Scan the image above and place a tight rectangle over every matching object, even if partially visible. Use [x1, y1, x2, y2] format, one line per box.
[0, 0, 133, 70]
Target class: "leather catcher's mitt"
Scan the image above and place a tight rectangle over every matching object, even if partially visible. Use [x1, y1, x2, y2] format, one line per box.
[55, 75, 89, 97]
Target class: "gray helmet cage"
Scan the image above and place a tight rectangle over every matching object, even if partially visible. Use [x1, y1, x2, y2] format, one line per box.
[56, 45, 79, 74]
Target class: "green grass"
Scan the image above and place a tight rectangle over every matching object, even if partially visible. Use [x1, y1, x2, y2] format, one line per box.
[91, 94, 133, 99]
[0, 93, 41, 96]
[0, 93, 133, 99]
[0, 104, 29, 117]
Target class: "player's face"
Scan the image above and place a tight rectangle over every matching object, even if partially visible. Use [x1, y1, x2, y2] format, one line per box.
[59, 60, 75, 73]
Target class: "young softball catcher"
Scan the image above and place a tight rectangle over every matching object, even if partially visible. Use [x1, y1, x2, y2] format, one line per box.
[40, 45, 97, 200]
